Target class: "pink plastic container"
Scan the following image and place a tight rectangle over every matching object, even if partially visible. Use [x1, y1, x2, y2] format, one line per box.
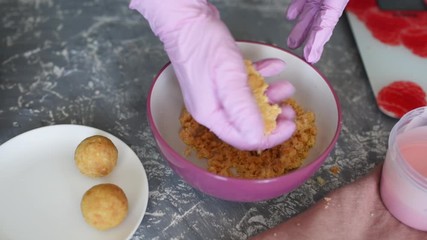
[381, 107, 427, 231]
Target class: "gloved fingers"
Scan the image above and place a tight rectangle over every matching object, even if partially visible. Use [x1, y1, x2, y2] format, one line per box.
[213, 58, 295, 151]
[253, 60, 295, 119]
[323, 0, 350, 15]
[259, 119, 296, 150]
[302, 24, 331, 64]
[204, 87, 296, 151]
[265, 81, 295, 104]
[213, 43, 269, 143]
[278, 105, 296, 120]
[287, 0, 321, 49]
[302, 0, 349, 63]
[207, 99, 296, 151]
[207, 109, 266, 151]
[253, 58, 286, 77]
[214, 81, 296, 150]
[286, 0, 307, 20]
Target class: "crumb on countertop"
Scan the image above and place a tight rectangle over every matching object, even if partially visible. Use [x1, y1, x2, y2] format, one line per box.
[329, 165, 341, 176]
[316, 176, 326, 186]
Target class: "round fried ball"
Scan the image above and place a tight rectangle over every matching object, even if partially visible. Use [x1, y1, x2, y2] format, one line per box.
[81, 183, 128, 231]
[75, 135, 118, 177]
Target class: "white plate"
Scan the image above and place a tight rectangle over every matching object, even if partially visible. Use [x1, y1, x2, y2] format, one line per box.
[0, 124, 149, 240]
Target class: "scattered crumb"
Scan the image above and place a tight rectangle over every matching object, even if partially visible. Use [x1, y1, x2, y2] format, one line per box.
[296, 222, 301, 227]
[329, 165, 341, 176]
[316, 176, 326, 186]
[323, 197, 332, 209]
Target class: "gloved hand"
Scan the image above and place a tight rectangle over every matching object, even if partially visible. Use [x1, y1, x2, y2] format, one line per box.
[130, 0, 296, 151]
[286, 0, 349, 63]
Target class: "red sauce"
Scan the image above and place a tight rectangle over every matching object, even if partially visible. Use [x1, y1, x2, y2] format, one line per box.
[346, 0, 376, 20]
[377, 81, 427, 118]
[401, 27, 427, 57]
[347, 1, 427, 58]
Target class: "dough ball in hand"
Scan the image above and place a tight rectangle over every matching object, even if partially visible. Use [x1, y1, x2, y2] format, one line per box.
[74, 135, 118, 177]
[81, 183, 128, 231]
[245, 60, 282, 135]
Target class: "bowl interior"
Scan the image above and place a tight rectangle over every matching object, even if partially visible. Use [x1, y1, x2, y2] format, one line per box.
[149, 41, 340, 173]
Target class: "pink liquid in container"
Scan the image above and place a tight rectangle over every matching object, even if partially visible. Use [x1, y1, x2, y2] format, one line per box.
[381, 107, 427, 231]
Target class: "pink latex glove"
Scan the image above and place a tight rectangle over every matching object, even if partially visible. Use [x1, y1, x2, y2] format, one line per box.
[286, 0, 349, 63]
[130, 0, 296, 151]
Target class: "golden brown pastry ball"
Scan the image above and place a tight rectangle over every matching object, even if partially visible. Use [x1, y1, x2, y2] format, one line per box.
[81, 183, 128, 231]
[74, 135, 118, 178]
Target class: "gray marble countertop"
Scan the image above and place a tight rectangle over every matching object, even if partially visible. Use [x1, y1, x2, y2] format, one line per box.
[0, 0, 398, 239]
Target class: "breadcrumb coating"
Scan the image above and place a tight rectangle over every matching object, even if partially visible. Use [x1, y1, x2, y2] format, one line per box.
[179, 99, 317, 179]
[245, 60, 281, 134]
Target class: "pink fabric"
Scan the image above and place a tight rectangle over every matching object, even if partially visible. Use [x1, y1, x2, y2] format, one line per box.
[252, 166, 427, 240]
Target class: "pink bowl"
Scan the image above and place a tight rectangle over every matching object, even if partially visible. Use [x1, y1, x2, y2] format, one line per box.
[147, 41, 342, 202]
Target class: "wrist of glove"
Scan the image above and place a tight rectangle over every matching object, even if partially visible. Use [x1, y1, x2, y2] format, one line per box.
[130, 0, 296, 151]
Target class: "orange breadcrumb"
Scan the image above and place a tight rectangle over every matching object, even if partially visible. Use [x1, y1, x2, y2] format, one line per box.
[329, 165, 341, 176]
[179, 99, 317, 179]
[245, 60, 281, 134]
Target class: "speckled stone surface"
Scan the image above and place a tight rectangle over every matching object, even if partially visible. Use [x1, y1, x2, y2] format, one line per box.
[0, 0, 398, 239]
